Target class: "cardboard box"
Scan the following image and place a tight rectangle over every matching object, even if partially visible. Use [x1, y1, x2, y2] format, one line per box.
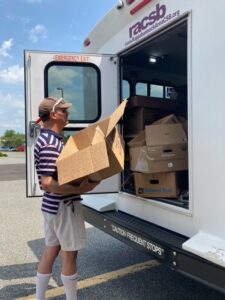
[146, 144, 188, 161]
[129, 146, 188, 173]
[152, 114, 180, 125]
[145, 123, 187, 146]
[127, 95, 177, 111]
[133, 172, 178, 198]
[177, 115, 188, 135]
[123, 107, 157, 134]
[127, 130, 145, 148]
[129, 123, 188, 173]
[152, 114, 188, 135]
[56, 100, 127, 185]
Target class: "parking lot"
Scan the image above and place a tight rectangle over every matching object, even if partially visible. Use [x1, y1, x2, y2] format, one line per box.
[0, 152, 225, 300]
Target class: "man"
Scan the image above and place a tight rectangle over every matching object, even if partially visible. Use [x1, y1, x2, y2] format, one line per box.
[34, 97, 99, 300]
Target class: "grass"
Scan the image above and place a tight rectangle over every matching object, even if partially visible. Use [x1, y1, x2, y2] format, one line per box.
[0, 152, 8, 157]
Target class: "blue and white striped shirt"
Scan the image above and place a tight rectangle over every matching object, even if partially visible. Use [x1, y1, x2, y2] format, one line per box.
[34, 128, 81, 215]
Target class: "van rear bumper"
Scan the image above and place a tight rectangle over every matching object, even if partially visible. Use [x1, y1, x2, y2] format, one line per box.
[83, 205, 225, 294]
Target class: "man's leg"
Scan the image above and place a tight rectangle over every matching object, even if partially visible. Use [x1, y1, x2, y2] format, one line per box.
[61, 250, 78, 300]
[36, 245, 61, 300]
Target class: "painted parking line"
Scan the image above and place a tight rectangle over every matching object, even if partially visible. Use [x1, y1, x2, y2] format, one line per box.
[17, 259, 160, 300]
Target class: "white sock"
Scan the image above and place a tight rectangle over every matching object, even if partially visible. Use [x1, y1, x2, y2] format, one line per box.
[36, 272, 52, 300]
[61, 273, 78, 300]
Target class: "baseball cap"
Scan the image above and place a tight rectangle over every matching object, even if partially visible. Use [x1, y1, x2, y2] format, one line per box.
[36, 97, 72, 124]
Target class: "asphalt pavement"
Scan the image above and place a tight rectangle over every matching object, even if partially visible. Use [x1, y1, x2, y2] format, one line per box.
[1, 152, 225, 300]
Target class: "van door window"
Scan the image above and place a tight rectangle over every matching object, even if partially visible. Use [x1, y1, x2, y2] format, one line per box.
[44, 63, 101, 123]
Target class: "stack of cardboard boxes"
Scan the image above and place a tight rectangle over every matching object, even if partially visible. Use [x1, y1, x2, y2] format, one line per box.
[126, 98, 188, 199]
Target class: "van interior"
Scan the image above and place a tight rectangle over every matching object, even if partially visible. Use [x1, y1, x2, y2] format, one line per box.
[120, 20, 189, 209]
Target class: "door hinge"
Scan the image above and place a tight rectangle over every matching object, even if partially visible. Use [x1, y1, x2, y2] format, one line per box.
[29, 121, 40, 138]
[109, 56, 117, 65]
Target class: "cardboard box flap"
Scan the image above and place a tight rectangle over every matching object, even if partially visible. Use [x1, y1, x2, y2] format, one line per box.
[128, 130, 146, 148]
[63, 126, 99, 152]
[153, 114, 180, 125]
[85, 118, 108, 138]
[106, 127, 125, 167]
[58, 135, 79, 160]
[91, 126, 105, 145]
[145, 123, 187, 146]
[106, 100, 127, 136]
[85, 100, 127, 138]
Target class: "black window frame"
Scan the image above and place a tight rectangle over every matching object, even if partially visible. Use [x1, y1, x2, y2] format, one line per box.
[134, 80, 175, 99]
[44, 61, 102, 123]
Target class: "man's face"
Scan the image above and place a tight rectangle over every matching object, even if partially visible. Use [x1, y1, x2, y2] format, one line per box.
[54, 108, 69, 128]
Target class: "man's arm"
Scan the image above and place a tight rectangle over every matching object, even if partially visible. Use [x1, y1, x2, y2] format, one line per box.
[41, 176, 99, 195]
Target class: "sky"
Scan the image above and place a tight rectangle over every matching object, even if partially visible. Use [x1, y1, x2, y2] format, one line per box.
[0, 0, 116, 137]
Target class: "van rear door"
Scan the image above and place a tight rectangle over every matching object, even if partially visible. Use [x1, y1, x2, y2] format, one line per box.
[24, 51, 118, 197]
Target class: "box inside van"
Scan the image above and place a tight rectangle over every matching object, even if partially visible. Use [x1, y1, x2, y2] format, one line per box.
[120, 20, 189, 209]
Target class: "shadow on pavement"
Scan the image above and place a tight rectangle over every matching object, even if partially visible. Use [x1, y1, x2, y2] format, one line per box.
[0, 283, 36, 300]
[27, 228, 152, 286]
[0, 262, 38, 280]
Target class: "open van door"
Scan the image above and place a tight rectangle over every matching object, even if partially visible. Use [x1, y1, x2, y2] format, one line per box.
[24, 51, 119, 197]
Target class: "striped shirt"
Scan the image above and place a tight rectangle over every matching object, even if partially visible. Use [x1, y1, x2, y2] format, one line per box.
[34, 128, 81, 215]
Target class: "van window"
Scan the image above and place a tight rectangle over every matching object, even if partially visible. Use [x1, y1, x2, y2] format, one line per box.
[135, 82, 148, 96]
[122, 79, 131, 99]
[150, 84, 164, 98]
[165, 86, 176, 99]
[45, 63, 101, 123]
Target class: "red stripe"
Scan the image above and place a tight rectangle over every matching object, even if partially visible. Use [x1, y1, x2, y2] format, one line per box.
[130, 0, 152, 15]
[127, 0, 135, 4]
[35, 117, 41, 124]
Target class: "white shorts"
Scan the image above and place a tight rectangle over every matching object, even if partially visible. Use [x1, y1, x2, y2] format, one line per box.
[43, 201, 86, 251]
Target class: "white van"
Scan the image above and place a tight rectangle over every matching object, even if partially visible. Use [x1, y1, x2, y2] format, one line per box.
[24, 0, 225, 293]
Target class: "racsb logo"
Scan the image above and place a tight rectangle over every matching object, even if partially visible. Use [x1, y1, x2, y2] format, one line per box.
[128, 2, 167, 38]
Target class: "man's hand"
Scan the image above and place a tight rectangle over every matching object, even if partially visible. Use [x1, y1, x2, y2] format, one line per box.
[79, 177, 100, 194]
[41, 175, 100, 195]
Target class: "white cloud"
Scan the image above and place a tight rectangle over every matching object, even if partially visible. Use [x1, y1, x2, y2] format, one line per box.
[0, 92, 24, 109]
[0, 92, 24, 135]
[0, 65, 24, 84]
[0, 38, 14, 58]
[29, 24, 47, 43]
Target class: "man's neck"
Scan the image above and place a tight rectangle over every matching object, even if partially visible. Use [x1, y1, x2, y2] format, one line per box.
[43, 122, 61, 134]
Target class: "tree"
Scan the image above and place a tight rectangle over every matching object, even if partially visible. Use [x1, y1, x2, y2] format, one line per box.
[2, 130, 25, 148]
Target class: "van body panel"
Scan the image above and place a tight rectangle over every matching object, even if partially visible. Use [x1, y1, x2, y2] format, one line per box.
[25, 0, 225, 292]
